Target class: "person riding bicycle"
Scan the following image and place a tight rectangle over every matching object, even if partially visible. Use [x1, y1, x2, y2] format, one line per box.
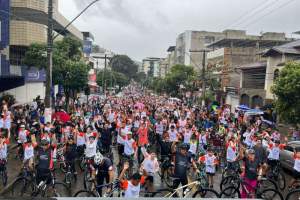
[0, 133, 9, 173]
[64, 134, 77, 176]
[140, 147, 159, 192]
[240, 148, 263, 198]
[266, 139, 285, 173]
[199, 147, 218, 188]
[36, 139, 54, 185]
[94, 151, 114, 196]
[23, 137, 35, 172]
[119, 162, 145, 198]
[85, 132, 99, 181]
[172, 143, 197, 193]
[17, 124, 30, 159]
[289, 147, 300, 189]
[118, 131, 137, 168]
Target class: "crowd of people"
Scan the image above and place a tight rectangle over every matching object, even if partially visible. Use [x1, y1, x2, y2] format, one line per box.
[0, 85, 299, 198]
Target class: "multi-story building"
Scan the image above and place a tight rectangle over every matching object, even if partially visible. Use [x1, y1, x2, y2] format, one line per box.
[0, 0, 25, 92]
[158, 58, 168, 78]
[167, 46, 176, 72]
[207, 31, 293, 110]
[1, 0, 83, 103]
[142, 57, 161, 77]
[175, 30, 226, 71]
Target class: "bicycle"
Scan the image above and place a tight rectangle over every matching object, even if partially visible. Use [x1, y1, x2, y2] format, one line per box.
[151, 178, 219, 198]
[220, 172, 278, 192]
[63, 161, 77, 188]
[0, 159, 8, 186]
[265, 160, 286, 190]
[157, 155, 174, 188]
[74, 179, 122, 197]
[221, 160, 241, 179]
[219, 176, 283, 200]
[11, 169, 70, 197]
[285, 177, 300, 200]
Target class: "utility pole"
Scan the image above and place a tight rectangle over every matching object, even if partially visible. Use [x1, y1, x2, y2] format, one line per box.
[189, 49, 210, 106]
[45, 0, 53, 120]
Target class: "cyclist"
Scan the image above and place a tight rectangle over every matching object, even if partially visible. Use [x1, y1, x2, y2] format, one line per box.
[140, 147, 159, 192]
[240, 149, 263, 198]
[0, 133, 9, 175]
[226, 135, 239, 171]
[85, 132, 98, 181]
[199, 147, 218, 188]
[266, 139, 285, 172]
[64, 134, 77, 176]
[23, 137, 35, 172]
[289, 147, 300, 189]
[94, 152, 114, 196]
[17, 124, 30, 159]
[36, 139, 54, 185]
[119, 162, 145, 198]
[172, 143, 197, 192]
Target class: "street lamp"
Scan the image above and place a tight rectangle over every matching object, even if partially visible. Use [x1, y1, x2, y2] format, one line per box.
[45, 0, 100, 122]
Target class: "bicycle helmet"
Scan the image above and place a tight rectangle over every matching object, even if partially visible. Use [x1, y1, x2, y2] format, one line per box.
[94, 152, 104, 165]
[40, 139, 49, 146]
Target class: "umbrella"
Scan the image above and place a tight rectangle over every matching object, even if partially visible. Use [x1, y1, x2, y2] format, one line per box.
[52, 111, 70, 123]
[245, 109, 264, 116]
[236, 105, 250, 111]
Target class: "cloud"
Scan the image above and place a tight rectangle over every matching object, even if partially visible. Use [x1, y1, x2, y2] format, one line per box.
[61, 0, 300, 61]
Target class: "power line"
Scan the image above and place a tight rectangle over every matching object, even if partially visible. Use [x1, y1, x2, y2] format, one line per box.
[222, 0, 273, 30]
[232, 0, 281, 28]
[242, 0, 297, 28]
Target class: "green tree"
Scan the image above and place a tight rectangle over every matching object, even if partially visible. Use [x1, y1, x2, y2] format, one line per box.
[53, 60, 88, 109]
[96, 70, 129, 92]
[164, 65, 197, 96]
[110, 55, 138, 78]
[23, 36, 89, 110]
[272, 62, 300, 126]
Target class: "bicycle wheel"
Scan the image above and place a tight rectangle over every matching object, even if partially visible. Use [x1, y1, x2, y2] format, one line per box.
[258, 188, 283, 200]
[258, 178, 278, 192]
[83, 170, 94, 190]
[219, 186, 241, 198]
[286, 189, 300, 200]
[277, 171, 286, 190]
[11, 177, 33, 197]
[220, 175, 239, 191]
[192, 188, 219, 198]
[150, 188, 178, 197]
[44, 182, 71, 197]
[73, 190, 97, 197]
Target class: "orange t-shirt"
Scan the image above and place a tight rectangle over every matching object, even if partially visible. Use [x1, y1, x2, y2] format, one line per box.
[138, 127, 148, 146]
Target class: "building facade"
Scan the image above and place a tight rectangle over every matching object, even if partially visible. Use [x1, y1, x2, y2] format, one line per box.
[1, 0, 83, 103]
[206, 31, 292, 110]
[142, 57, 161, 77]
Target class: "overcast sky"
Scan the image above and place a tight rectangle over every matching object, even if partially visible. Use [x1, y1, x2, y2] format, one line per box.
[59, 0, 300, 61]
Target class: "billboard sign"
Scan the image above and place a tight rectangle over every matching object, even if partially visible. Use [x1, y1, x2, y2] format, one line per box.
[24, 67, 46, 82]
[83, 40, 92, 56]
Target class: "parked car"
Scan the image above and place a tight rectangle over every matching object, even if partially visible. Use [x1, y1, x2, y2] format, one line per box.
[280, 141, 300, 171]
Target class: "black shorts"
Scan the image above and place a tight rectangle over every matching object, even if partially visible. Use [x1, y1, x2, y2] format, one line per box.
[206, 172, 215, 176]
[293, 170, 300, 179]
[267, 159, 279, 168]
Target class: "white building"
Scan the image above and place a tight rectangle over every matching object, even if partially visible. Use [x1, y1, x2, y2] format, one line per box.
[142, 57, 161, 77]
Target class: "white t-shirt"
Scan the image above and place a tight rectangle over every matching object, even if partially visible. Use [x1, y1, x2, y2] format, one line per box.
[267, 146, 280, 160]
[0, 143, 7, 159]
[226, 145, 237, 162]
[85, 140, 97, 158]
[183, 129, 192, 144]
[124, 181, 140, 198]
[205, 154, 216, 174]
[168, 130, 178, 142]
[24, 145, 34, 160]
